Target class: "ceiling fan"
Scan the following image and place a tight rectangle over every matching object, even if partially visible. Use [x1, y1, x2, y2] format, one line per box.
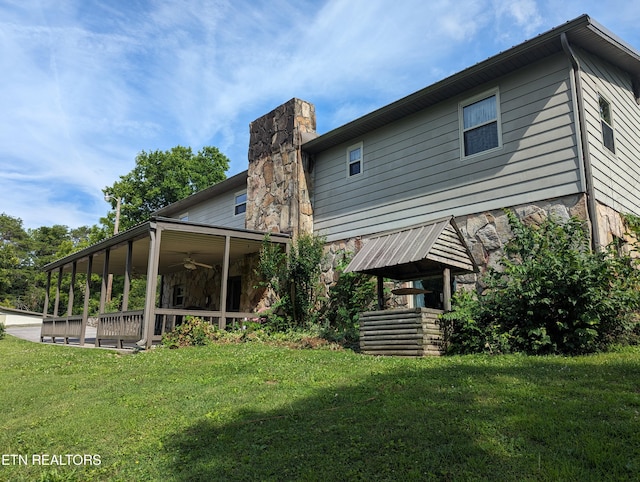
[169, 254, 213, 270]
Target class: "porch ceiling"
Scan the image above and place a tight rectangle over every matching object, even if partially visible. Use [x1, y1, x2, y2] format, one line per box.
[46, 218, 289, 277]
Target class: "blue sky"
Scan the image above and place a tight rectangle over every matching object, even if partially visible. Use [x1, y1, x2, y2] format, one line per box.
[2, 0, 640, 230]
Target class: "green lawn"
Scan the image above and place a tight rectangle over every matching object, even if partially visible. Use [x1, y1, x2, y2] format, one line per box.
[1, 335, 639, 481]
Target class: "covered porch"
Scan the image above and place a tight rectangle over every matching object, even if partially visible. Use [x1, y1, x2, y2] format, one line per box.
[345, 217, 477, 356]
[41, 217, 290, 349]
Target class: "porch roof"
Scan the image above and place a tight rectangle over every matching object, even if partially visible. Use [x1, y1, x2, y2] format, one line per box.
[344, 217, 477, 281]
[43, 217, 290, 275]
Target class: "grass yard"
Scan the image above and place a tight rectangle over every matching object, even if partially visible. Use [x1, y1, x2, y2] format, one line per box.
[1, 335, 639, 481]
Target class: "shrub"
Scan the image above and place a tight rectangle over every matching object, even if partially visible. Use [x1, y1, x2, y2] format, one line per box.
[444, 211, 640, 355]
[161, 316, 217, 348]
[318, 254, 377, 348]
[0, 321, 5, 340]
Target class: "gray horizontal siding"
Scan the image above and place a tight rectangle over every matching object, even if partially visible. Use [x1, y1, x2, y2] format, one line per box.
[577, 48, 640, 216]
[174, 189, 245, 229]
[312, 53, 582, 241]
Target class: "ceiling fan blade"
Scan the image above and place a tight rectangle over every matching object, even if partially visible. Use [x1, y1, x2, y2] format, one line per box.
[193, 261, 213, 269]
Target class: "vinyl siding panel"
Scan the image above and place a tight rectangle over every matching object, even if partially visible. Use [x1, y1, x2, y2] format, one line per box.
[175, 189, 245, 229]
[312, 53, 582, 241]
[577, 48, 640, 216]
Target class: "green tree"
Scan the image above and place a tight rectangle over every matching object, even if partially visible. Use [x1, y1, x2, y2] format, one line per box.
[0, 212, 100, 312]
[257, 234, 326, 330]
[102, 146, 229, 231]
[0, 214, 30, 307]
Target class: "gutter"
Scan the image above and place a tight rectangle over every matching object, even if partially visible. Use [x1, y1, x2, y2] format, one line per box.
[561, 32, 602, 250]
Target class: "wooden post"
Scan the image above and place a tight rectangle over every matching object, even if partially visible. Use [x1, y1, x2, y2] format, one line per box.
[80, 255, 93, 346]
[122, 240, 133, 312]
[64, 261, 77, 344]
[219, 235, 231, 330]
[99, 249, 110, 315]
[41, 271, 51, 342]
[443, 267, 452, 312]
[142, 226, 161, 348]
[53, 267, 63, 318]
[377, 275, 385, 310]
[67, 261, 77, 316]
[96, 249, 110, 347]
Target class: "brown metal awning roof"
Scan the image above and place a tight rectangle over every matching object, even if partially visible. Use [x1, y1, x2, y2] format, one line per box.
[344, 217, 477, 280]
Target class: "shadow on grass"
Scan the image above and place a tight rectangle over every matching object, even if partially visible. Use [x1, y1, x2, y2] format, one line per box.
[162, 357, 640, 481]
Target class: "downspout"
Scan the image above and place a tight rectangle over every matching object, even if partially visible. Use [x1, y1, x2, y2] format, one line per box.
[561, 33, 602, 250]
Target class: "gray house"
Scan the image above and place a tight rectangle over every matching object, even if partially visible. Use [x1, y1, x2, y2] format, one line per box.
[42, 15, 640, 352]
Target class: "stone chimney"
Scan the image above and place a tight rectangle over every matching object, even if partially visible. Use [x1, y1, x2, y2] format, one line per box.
[246, 98, 316, 236]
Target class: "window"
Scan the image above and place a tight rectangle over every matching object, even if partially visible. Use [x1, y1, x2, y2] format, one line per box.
[599, 95, 615, 154]
[460, 90, 501, 157]
[347, 142, 363, 177]
[178, 212, 189, 221]
[234, 191, 247, 215]
[172, 285, 185, 307]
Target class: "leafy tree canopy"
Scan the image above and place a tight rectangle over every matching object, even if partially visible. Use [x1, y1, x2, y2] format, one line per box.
[102, 145, 229, 232]
[0, 213, 95, 311]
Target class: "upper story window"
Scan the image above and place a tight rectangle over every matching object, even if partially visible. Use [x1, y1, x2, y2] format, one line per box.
[460, 90, 502, 158]
[599, 95, 615, 154]
[234, 191, 247, 216]
[347, 142, 363, 177]
[179, 212, 189, 221]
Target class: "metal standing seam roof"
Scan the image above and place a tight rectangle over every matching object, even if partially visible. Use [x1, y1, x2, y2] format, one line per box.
[344, 217, 477, 279]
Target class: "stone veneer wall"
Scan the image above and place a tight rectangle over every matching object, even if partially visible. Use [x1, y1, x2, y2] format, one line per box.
[246, 98, 316, 236]
[319, 194, 606, 301]
[451, 194, 591, 291]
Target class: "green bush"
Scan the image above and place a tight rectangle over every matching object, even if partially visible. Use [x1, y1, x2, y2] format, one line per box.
[318, 254, 377, 349]
[0, 321, 5, 340]
[161, 316, 218, 348]
[444, 211, 640, 355]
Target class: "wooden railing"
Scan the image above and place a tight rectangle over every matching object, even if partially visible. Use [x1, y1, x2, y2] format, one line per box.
[40, 315, 84, 344]
[41, 309, 265, 348]
[96, 310, 144, 348]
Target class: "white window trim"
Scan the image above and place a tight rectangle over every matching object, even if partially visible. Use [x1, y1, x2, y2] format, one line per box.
[459, 88, 503, 160]
[346, 142, 364, 178]
[234, 190, 247, 216]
